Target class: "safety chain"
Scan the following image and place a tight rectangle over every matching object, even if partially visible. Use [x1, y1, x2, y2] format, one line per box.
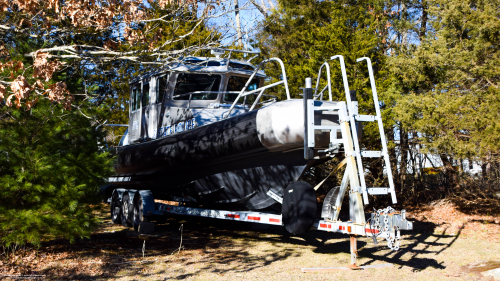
[386, 227, 401, 251]
[372, 207, 401, 251]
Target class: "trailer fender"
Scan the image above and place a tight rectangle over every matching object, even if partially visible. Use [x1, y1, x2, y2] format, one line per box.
[134, 190, 156, 217]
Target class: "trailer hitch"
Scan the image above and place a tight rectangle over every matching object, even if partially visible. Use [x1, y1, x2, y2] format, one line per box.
[369, 207, 413, 251]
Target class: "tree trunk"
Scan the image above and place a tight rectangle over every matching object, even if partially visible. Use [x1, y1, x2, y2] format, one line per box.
[419, 0, 428, 41]
[387, 125, 400, 191]
[482, 153, 492, 180]
[234, 1, 243, 48]
[440, 154, 457, 189]
[400, 126, 408, 191]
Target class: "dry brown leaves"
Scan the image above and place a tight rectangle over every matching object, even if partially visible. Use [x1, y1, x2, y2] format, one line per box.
[44, 82, 73, 110]
[8, 76, 32, 108]
[0, 0, 215, 109]
[406, 199, 500, 241]
[33, 52, 64, 82]
[0, 60, 24, 73]
[0, 52, 71, 109]
[0, 83, 6, 102]
[1, 0, 147, 29]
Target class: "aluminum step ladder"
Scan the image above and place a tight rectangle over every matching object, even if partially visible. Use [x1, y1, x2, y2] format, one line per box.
[305, 56, 396, 206]
[330, 55, 397, 204]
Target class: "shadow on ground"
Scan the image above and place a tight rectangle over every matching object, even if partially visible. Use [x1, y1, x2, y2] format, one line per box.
[20, 205, 463, 280]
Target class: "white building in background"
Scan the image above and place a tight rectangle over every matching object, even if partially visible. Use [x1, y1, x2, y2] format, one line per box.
[390, 141, 482, 176]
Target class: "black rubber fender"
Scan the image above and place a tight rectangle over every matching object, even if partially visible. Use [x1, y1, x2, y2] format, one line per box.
[282, 181, 317, 235]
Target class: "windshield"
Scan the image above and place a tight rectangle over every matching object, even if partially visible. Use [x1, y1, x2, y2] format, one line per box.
[142, 83, 150, 107]
[224, 76, 260, 104]
[130, 85, 140, 111]
[157, 75, 169, 104]
[173, 73, 221, 100]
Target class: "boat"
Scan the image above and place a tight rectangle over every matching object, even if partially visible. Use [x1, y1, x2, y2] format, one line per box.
[107, 49, 356, 211]
[105, 49, 413, 250]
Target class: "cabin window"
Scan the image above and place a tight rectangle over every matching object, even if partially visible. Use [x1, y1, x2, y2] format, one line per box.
[228, 62, 254, 71]
[157, 75, 169, 103]
[224, 76, 260, 104]
[184, 59, 221, 67]
[131, 85, 140, 111]
[142, 83, 150, 106]
[173, 73, 221, 100]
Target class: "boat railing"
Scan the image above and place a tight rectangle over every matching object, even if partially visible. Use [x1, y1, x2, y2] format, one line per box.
[172, 91, 277, 110]
[172, 91, 217, 109]
[314, 62, 333, 101]
[224, 57, 290, 118]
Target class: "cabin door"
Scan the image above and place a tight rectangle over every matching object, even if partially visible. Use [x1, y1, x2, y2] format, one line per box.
[128, 83, 142, 143]
[140, 81, 151, 140]
[154, 74, 170, 138]
[145, 76, 167, 140]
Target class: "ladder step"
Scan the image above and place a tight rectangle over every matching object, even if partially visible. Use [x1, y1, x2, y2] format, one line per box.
[367, 188, 389, 195]
[354, 115, 377, 122]
[361, 151, 381, 157]
[313, 125, 341, 130]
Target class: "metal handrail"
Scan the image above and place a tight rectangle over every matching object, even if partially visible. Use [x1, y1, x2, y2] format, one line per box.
[209, 48, 260, 54]
[224, 58, 290, 118]
[331, 55, 369, 205]
[171, 90, 278, 110]
[330, 55, 353, 112]
[249, 88, 266, 111]
[172, 91, 278, 101]
[356, 57, 397, 204]
[314, 62, 332, 101]
[104, 124, 129, 127]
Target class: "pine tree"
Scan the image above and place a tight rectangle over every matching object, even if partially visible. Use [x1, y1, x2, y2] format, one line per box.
[388, 0, 500, 182]
[257, 0, 395, 189]
[0, 36, 113, 248]
[0, 100, 113, 248]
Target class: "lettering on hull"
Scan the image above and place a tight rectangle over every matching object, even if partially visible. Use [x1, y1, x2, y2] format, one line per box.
[159, 118, 197, 137]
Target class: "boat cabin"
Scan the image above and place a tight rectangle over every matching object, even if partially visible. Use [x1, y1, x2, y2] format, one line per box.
[124, 56, 269, 145]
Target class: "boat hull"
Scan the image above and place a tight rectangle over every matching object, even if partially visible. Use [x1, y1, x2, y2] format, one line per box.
[113, 100, 337, 209]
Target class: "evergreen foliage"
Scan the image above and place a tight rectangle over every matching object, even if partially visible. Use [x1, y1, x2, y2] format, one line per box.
[0, 100, 113, 248]
[258, 0, 396, 188]
[389, 0, 500, 168]
[259, 0, 388, 100]
[259, 0, 499, 201]
[0, 35, 113, 248]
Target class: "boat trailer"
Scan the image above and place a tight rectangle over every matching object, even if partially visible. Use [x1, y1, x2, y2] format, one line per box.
[107, 53, 413, 270]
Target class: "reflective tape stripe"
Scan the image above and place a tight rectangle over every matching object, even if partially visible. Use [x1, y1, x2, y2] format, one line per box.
[365, 228, 379, 234]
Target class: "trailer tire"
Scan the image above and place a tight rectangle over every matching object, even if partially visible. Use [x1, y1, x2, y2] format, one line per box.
[282, 181, 317, 235]
[133, 194, 148, 232]
[110, 191, 122, 224]
[121, 193, 132, 227]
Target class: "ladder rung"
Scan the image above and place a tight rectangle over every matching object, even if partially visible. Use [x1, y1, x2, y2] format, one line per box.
[354, 115, 377, 122]
[313, 125, 341, 130]
[367, 188, 389, 195]
[361, 151, 381, 157]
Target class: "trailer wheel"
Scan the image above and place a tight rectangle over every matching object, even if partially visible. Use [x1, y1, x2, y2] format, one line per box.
[121, 193, 132, 227]
[110, 191, 122, 224]
[133, 194, 148, 232]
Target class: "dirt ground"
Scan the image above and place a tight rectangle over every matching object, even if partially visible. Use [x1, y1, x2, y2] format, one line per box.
[1, 200, 500, 280]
